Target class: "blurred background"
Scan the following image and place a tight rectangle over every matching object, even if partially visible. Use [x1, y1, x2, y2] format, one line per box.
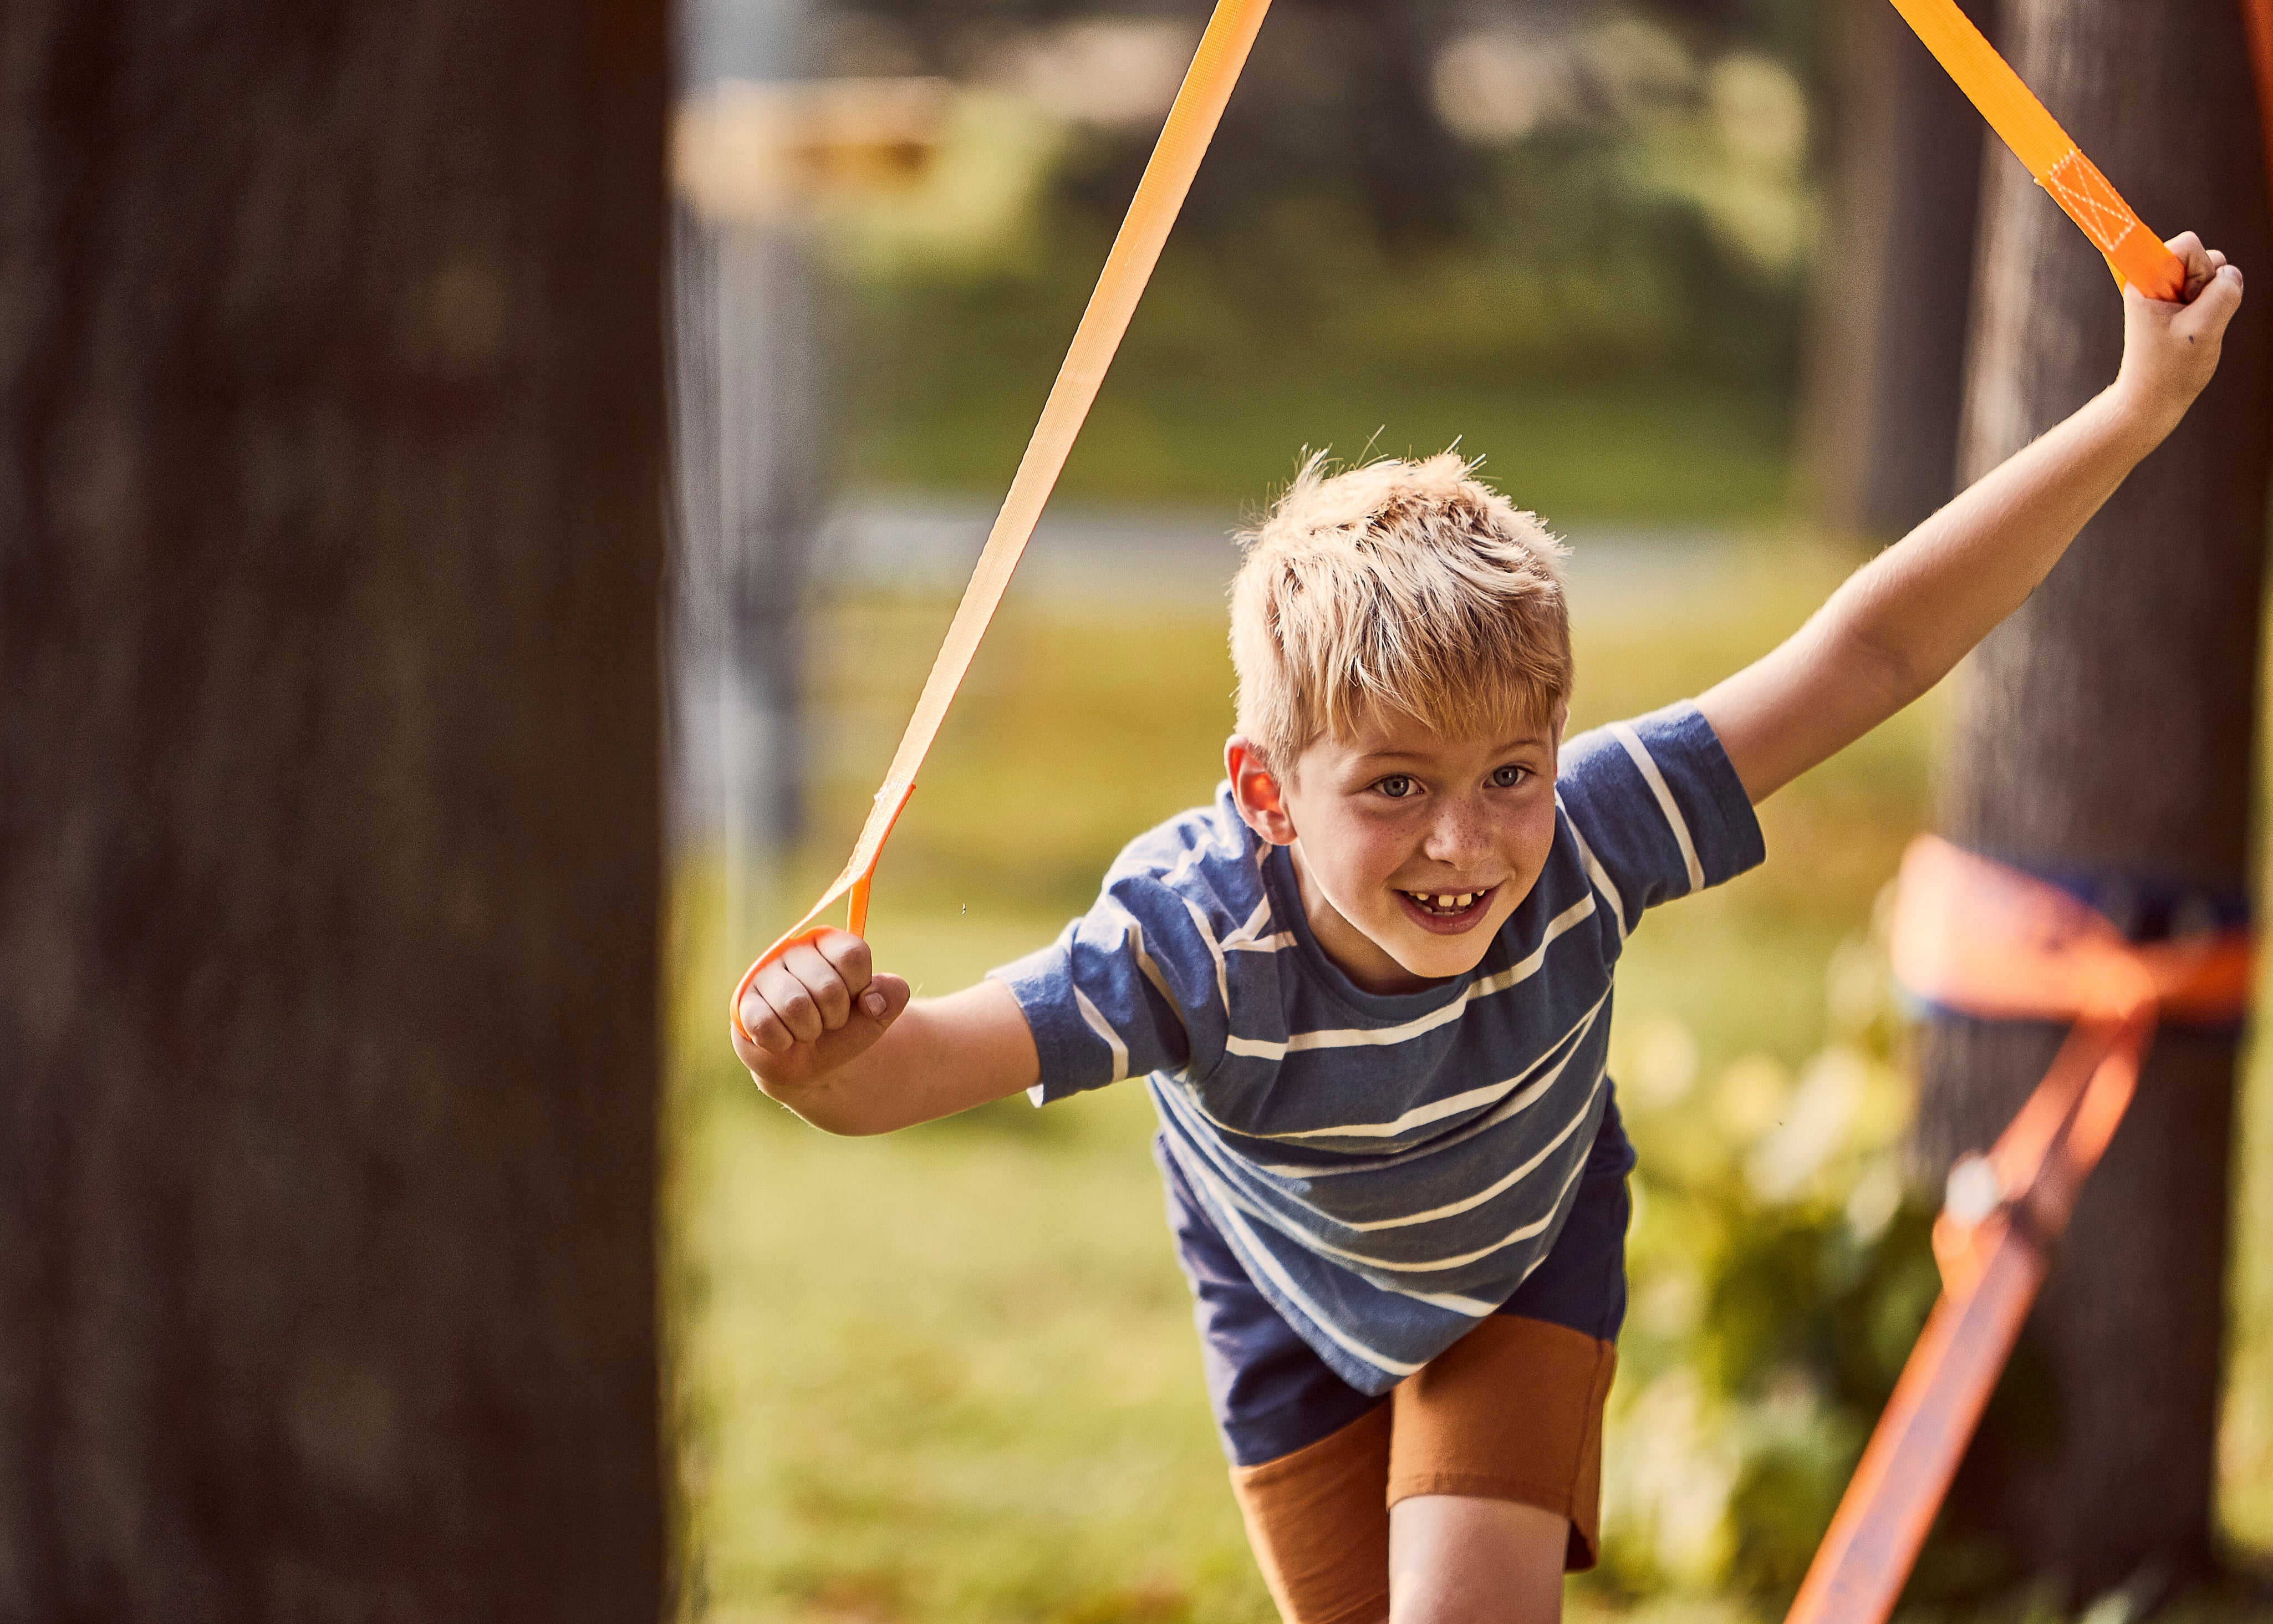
[8, 0, 2257, 1619]
[22, 3, 2273, 1619]
[661, 0, 2272, 1619]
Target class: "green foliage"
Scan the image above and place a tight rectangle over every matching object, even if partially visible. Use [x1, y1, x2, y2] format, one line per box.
[820, 4, 1824, 512]
[1593, 894, 1945, 1601]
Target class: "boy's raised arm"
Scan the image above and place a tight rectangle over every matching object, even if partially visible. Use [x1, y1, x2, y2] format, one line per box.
[1699, 232, 2245, 805]
[732, 930, 1041, 1135]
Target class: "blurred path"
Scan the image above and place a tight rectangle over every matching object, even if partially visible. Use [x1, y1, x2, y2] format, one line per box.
[814, 495, 1757, 623]
[672, 496, 1767, 843]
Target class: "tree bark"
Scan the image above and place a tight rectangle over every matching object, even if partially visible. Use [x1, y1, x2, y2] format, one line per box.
[1802, 0, 1987, 542]
[1918, 0, 2272, 1596]
[0, 3, 668, 1619]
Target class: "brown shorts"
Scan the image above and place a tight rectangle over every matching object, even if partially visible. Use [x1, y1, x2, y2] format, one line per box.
[1226, 1316, 1617, 1624]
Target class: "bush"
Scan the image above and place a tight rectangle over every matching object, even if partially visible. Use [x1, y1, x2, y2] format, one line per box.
[1597, 892, 1944, 1602]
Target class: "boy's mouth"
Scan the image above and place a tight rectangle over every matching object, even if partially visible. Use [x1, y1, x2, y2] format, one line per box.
[1394, 885, 1496, 934]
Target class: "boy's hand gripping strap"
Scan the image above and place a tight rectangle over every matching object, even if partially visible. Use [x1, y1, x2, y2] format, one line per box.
[1886, 0, 2186, 299]
[729, 0, 1274, 1042]
[1781, 837, 2251, 1624]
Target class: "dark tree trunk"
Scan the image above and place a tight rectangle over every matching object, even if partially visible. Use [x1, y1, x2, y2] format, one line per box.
[1917, 0, 2272, 1597]
[1802, 0, 1987, 543]
[0, 3, 668, 1620]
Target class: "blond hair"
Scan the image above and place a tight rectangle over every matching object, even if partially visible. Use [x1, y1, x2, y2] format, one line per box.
[1230, 451, 1570, 771]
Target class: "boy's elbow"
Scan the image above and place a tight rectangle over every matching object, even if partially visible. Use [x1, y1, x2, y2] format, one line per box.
[752, 1077, 899, 1137]
[823, 1111, 904, 1138]
[1835, 621, 1936, 717]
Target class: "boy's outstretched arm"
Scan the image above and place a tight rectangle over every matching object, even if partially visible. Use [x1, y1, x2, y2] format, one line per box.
[732, 931, 1040, 1134]
[1699, 232, 2245, 805]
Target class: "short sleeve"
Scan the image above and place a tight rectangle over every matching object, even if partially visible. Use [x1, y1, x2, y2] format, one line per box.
[1556, 700, 1765, 931]
[989, 872, 1234, 1105]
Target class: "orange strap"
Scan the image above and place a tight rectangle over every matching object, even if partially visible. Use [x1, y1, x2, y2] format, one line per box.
[1783, 838, 2251, 1624]
[730, 0, 1274, 1040]
[1886, 0, 2185, 299]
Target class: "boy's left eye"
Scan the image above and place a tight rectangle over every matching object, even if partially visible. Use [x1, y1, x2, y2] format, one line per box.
[1490, 765, 1529, 788]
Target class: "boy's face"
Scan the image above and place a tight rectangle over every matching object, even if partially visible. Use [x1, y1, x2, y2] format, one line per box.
[1227, 703, 1562, 995]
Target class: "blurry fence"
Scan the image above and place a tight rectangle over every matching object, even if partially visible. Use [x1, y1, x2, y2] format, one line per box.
[667, 200, 827, 883]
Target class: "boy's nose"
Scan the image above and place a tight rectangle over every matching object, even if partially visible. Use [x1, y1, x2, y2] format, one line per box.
[1420, 803, 1495, 867]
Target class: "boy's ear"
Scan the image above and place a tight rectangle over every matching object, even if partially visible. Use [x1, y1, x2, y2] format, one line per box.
[1225, 736, 1298, 847]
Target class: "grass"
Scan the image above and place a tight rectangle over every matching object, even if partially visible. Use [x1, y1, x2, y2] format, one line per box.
[852, 369, 1795, 523]
[840, 241, 1797, 522]
[672, 1040, 1265, 1624]
[668, 531, 2273, 1621]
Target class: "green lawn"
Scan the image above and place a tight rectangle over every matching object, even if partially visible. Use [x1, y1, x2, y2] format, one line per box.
[669, 537, 2273, 1621]
[841, 245, 1796, 523]
[853, 371, 1795, 523]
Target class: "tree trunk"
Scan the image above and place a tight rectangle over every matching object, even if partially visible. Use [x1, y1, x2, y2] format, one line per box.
[1917, 0, 2272, 1596]
[1802, 0, 1988, 542]
[0, 3, 668, 1619]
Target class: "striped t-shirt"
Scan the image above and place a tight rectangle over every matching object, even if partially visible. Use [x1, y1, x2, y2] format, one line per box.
[992, 701, 1764, 1395]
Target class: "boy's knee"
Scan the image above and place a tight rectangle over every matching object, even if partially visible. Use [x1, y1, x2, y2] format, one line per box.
[1387, 1494, 1566, 1624]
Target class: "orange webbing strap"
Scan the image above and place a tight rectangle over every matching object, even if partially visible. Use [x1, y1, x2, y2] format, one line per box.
[1885, 0, 2185, 299]
[1783, 838, 2250, 1624]
[729, 0, 1274, 1041]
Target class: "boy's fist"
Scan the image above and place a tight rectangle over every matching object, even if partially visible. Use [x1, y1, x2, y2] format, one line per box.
[2116, 231, 2244, 432]
[733, 929, 911, 1090]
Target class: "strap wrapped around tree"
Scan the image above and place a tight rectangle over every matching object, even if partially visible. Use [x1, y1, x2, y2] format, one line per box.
[1782, 840, 2250, 1623]
[1816, 0, 2273, 1597]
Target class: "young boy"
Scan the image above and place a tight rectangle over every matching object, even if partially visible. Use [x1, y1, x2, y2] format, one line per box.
[733, 236, 2241, 1623]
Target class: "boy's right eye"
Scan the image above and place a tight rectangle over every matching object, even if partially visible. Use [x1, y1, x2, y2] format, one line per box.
[1377, 775, 1415, 799]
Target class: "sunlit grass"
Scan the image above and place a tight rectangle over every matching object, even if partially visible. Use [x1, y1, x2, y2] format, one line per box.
[671, 1067, 1261, 1624]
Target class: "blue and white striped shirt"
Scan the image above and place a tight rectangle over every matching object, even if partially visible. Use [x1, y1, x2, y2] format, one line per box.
[993, 701, 1764, 1395]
